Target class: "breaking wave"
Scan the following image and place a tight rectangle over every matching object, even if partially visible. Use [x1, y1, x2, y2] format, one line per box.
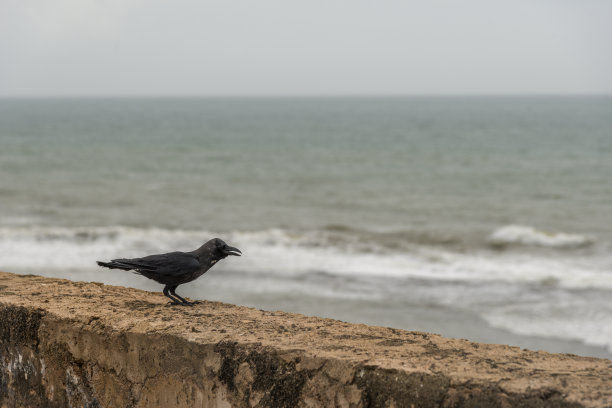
[0, 225, 609, 289]
[488, 225, 593, 249]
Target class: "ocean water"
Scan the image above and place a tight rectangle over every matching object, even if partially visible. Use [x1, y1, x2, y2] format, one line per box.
[1, 97, 611, 358]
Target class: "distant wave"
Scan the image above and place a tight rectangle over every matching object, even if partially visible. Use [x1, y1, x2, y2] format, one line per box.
[0, 224, 596, 256]
[0, 225, 609, 290]
[0, 226, 207, 270]
[488, 225, 593, 249]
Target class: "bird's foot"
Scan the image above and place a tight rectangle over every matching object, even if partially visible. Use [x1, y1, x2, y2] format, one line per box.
[181, 300, 199, 306]
[167, 301, 183, 306]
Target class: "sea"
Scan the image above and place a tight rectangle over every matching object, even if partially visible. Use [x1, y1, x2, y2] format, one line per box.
[1, 97, 611, 359]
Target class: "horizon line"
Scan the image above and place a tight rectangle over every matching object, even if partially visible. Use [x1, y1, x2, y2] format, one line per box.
[1, 92, 612, 100]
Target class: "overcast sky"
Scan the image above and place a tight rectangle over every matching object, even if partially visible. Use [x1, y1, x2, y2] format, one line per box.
[1, 0, 611, 97]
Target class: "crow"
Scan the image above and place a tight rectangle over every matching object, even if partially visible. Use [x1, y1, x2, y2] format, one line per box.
[97, 238, 241, 306]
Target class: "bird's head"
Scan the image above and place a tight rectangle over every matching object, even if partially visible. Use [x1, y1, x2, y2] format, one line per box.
[208, 238, 242, 260]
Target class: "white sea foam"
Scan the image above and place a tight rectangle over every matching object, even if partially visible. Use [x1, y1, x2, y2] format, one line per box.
[0, 225, 610, 289]
[0, 226, 207, 270]
[483, 301, 612, 353]
[488, 225, 593, 249]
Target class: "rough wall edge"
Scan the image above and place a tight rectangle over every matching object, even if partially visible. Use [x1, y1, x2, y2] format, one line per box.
[0, 304, 51, 407]
[0, 302, 589, 408]
[0, 304, 45, 347]
[354, 366, 583, 408]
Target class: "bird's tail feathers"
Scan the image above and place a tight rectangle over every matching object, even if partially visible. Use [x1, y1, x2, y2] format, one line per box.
[97, 260, 136, 271]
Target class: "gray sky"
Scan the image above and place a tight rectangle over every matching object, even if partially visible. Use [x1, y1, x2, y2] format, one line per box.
[1, 0, 611, 97]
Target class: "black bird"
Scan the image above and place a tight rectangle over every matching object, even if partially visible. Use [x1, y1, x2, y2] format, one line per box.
[97, 238, 241, 306]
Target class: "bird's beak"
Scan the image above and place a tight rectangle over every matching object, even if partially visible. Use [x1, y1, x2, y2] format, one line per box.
[224, 246, 242, 256]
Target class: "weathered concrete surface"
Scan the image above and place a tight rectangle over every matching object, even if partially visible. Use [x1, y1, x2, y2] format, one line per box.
[0, 271, 611, 408]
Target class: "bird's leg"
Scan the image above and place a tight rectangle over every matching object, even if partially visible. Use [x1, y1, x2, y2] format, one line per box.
[163, 285, 182, 306]
[169, 285, 199, 306]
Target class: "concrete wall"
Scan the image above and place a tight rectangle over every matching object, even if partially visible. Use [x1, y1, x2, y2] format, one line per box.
[1, 272, 611, 407]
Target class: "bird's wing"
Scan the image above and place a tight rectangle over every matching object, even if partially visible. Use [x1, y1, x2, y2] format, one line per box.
[113, 252, 200, 276]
